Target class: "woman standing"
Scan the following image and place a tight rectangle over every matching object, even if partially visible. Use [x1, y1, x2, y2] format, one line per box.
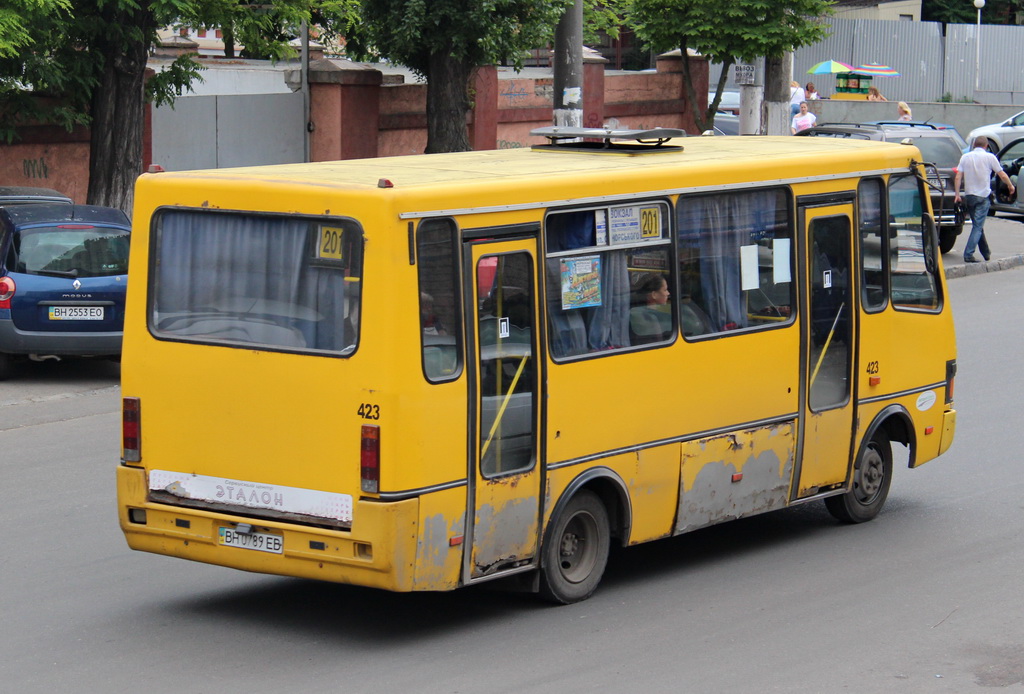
[897, 102, 913, 121]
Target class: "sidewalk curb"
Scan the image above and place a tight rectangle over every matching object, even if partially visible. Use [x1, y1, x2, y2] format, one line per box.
[945, 254, 1024, 280]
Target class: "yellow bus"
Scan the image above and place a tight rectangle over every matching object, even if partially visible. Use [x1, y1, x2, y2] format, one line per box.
[117, 128, 957, 603]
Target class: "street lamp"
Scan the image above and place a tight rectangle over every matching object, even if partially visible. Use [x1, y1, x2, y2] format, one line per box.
[975, 0, 985, 93]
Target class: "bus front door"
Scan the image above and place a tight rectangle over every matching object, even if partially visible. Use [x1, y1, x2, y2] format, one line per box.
[797, 205, 856, 497]
[465, 240, 542, 581]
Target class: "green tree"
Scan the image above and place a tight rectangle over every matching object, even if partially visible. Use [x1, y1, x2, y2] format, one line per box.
[0, 1, 354, 213]
[347, 0, 572, 153]
[630, 0, 833, 132]
[923, 0, 1024, 25]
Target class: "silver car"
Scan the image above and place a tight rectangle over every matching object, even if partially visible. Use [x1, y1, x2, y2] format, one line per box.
[966, 110, 1024, 152]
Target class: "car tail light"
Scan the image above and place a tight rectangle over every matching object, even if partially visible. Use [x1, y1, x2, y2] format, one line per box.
[0, 276, 14, 308]
[57, 224, 95, 229]
[360, 425, 380, 493]
[123, 397, 141, 463]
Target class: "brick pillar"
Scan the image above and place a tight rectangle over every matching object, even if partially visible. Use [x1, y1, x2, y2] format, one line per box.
[655, 49, 708, 134]
[582, 48, 607, 129]
[307, 59, 382, 161]
[470, 65, 498, 150]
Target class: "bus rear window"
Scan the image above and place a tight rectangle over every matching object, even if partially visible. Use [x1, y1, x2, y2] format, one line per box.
[151, 209, 363, 353]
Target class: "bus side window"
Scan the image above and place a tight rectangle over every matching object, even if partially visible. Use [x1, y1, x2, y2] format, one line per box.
[887, 175, 940, 311]
[677, 188, 794, 336]
[544, 204, 674, 357]
[417, 219, 462, 381]
[858, 178, 888, 311]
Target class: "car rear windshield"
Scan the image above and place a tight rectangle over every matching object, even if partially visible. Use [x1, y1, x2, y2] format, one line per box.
[888, 136, 962, 167]
[151, 209, 363, 354]
[10, 225, 129, 277]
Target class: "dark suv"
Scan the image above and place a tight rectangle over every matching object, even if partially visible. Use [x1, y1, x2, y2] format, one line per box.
[795, 122, 965, 254]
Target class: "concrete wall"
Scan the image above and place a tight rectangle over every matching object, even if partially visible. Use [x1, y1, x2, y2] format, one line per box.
[806, 99, 1023, 139]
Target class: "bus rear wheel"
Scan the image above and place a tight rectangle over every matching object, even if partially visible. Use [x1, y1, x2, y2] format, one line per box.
[825, 430, 893, 523]
[539, 490, 610, 604]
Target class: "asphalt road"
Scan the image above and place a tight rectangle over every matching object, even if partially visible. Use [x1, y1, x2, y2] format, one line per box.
[1, 267, 1022, 693]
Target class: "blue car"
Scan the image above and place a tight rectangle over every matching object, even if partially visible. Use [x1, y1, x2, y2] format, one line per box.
[0, 204, 131, 379]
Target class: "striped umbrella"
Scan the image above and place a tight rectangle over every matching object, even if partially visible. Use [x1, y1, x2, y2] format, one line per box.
[807, 60, 855, 75]
[855, 63, 901, 76]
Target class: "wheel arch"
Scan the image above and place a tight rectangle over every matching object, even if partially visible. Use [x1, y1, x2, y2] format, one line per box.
[863, 404, 917, 468]
[543, 467, 632, 565]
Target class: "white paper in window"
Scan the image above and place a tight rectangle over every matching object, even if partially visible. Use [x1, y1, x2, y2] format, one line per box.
[740, 244, 758, 291]
[773, 238, 792, 284]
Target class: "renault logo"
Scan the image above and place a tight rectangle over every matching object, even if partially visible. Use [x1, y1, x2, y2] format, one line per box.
[72, 279, 82, 290]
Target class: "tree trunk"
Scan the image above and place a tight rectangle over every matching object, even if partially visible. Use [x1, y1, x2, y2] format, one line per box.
[763, 53, 792, 137]
[425, 51, 472, 153]
[86, 5, 154, 215]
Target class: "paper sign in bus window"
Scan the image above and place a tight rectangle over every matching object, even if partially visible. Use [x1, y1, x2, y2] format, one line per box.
[773, 238, 792, 284]
[560, 255, 602, 310]
[740, 244, 759, 291]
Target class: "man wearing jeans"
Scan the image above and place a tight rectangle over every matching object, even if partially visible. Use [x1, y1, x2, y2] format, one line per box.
[954, 136, 1015, 263]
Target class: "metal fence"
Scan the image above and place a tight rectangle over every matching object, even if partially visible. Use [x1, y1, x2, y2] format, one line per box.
[711, 17, 1024, 105]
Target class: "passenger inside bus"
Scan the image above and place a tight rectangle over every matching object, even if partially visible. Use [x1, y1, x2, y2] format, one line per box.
[629, 273, 672, 344]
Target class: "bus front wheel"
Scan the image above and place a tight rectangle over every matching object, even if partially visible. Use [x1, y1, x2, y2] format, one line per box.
[539, 490, 610, 604]
[825, 430, 893, 523]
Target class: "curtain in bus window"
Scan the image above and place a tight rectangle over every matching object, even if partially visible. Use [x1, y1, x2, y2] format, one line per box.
[887, 175, 939, 310]
[545, 211, 631, 356]
[677, 189, 792, 334]
[153, 211, 359, 352]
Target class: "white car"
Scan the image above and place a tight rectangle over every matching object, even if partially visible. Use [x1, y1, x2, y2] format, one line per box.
[966, 110, 1024, 151]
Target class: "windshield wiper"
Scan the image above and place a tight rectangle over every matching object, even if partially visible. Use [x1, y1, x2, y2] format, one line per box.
[34, 269, 78, 278]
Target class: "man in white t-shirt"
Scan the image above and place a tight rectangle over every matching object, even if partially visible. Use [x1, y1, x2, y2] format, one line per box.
[953, 136, 1015, 262]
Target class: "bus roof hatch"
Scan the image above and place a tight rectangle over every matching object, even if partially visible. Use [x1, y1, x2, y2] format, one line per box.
[530, 126, 685, 154]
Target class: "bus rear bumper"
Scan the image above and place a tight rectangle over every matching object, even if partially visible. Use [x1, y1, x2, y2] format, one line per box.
[937, 408, 956, 457]
[116, 466, 419, 592]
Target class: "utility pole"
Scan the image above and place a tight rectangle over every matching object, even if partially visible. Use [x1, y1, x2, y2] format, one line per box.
[553, 0, 583, 128]
[736, 58, 764, 135]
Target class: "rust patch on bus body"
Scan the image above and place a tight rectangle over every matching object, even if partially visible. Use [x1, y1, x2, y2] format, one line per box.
[675, 422, 795, 535]
[472, 495, 538, 576]
[415, 511, 465, 590]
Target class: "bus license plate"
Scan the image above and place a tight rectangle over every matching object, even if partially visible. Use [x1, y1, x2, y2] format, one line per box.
[219, 527, 283, 554]
[49, 306, 104, 320]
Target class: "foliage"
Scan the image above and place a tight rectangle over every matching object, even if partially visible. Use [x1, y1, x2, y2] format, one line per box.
[583, 0, 627, 44]
[0, 0, 70, 59]
[347, 0, 570, 77]
[178, 0, 357, 60]
[923, 0, 1024, 25]
[630, 0, 833, 131]
[346, 0, 571, 152]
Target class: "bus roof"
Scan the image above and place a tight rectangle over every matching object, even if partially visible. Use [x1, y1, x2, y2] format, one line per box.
[145, 136, 918, 193]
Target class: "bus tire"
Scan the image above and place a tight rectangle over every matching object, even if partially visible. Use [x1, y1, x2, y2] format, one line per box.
[825, 430, 893, 523]
[539, 490, 610, 604]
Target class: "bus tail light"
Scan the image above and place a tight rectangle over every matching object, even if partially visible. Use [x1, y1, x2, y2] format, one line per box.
[945, 359, 957, 404]
[0, 276, 15, 308]
[123, 397, 141, 463]
[360, 425, 380, 493]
